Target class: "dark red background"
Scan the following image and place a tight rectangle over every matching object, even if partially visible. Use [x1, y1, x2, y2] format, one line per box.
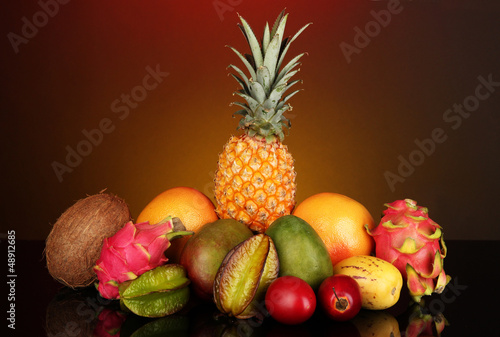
[2, 0, 500, 241]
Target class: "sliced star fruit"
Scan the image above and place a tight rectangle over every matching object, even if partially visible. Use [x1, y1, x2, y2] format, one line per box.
[213, 234, 279, 319]
[119, 264, 190, 318]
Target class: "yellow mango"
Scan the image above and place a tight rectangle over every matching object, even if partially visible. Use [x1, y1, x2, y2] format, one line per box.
[332, 255, 403, 310]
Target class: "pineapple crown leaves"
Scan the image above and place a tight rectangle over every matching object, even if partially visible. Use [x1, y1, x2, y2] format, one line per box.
[227, 9, 311, 142]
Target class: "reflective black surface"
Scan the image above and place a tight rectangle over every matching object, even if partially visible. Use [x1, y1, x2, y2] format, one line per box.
[3, 239, 499, 335]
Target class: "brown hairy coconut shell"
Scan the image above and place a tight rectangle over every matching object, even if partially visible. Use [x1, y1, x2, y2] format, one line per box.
[45, 193, 131, 288]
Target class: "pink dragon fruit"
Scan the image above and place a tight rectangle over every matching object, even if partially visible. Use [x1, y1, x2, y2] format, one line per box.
[365, 199, 451, 302]
[404, 303, 447, 337]
[93, 216, 192, 299]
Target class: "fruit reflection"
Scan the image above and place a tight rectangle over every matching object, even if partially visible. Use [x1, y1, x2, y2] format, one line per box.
[94, 308, 127, 337]
[401, 303, 447, 337]
[351, 310, 401, 337]
[124, 314, 189, 337]
[45, 279, 449, 337]
[189, 301, 268, 337]
[45, 287, 112, 337]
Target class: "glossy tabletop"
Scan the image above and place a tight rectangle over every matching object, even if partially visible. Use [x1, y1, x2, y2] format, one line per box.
[2, 239, 499, 336]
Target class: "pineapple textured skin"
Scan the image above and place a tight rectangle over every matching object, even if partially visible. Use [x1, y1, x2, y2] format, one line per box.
[214, 10, 309, 232]
[215, 135, 296, 232]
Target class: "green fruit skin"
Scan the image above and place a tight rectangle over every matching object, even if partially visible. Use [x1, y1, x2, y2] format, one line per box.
[266, 215, 333, 291]
[179, 219, 253, 300]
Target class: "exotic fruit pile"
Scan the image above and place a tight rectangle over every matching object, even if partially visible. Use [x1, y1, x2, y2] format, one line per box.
[45, 9, 452, 333]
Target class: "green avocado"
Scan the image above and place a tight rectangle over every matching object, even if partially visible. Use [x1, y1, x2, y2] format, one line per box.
[266, 215, 333, 291]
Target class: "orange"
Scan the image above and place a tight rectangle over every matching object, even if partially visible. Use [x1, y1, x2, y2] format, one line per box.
[137, 186, 218, 262]
[293, 192, 375, 267]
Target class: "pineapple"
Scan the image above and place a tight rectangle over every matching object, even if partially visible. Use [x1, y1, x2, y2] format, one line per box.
[214, 10, 311, 233]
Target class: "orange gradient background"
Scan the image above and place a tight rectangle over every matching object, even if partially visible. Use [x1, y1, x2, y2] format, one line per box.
[2, 0, 499, 240]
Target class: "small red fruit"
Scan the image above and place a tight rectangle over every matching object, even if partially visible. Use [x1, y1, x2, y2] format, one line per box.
[318, 274, 362, 321]
[265, 276, 316, 325]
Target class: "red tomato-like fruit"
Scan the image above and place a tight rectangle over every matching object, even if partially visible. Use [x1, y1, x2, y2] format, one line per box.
[318, 274, 362, 321]
[265, 276, 316, 325]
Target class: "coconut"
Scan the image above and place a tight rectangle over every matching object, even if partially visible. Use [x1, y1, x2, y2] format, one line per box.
[45, 193, 131, 288]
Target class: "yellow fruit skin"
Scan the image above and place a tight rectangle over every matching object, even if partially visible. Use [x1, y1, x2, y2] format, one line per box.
[332, 255, 403, 310]
[214, 134, 296, 233]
